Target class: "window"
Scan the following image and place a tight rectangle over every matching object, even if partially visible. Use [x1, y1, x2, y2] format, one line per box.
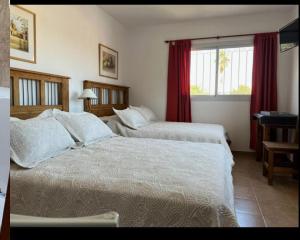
[190, 45, 254, 97]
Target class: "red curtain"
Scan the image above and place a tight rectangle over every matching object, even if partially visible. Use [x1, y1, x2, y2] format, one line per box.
[166, 40, 192, 122]
[250, 32, 278, 149]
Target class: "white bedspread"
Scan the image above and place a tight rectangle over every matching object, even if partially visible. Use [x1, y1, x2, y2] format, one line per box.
[11, 136, 238, 227]
[113, 121, 232, 158]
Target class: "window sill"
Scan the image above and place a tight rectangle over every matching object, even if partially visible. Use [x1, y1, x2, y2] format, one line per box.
[191, 95, 251, 101]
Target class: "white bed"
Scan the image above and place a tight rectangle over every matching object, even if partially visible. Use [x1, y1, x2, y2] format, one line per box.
[103, 116, 232, 157]
[9, 71, 237, 227]
[11, 136, 237, 227]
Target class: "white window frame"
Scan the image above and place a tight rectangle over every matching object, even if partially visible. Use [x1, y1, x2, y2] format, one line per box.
[191, 38, 253, 101]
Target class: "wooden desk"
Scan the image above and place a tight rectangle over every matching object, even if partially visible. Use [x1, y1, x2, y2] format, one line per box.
[253, 112, 298, 161]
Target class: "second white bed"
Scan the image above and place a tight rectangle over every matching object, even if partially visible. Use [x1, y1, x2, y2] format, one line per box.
[103, 116, 232, 157]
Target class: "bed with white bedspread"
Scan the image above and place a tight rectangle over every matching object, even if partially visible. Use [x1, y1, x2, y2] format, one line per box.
[11, 136, 237, 227]
[104, 117, 232, 157]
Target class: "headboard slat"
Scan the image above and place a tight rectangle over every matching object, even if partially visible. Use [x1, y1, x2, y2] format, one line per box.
[83, 80, 129, 117]
[10, 68, 70, 119]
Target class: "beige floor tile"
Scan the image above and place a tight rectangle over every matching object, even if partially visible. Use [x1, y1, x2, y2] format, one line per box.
[235, 198, 261, 215]
[232, 151, 299, 227]
[232, 172, 253, 188]
[236, 212, 266, 227]
[259, 202, 299, 227]
[234, 185, 256, 200]
[253, 184, 299, 208]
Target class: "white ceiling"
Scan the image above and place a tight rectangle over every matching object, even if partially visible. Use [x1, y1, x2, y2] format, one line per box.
[100, 5, 295, 28]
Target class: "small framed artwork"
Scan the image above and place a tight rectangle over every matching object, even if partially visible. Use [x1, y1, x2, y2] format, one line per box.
[99, 44, 118, 79]
[10, 5, 36, 63]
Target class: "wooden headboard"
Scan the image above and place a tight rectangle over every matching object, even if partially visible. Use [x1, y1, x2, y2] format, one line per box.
[10, 68, 70, 119]
[83, 80, 129, 117]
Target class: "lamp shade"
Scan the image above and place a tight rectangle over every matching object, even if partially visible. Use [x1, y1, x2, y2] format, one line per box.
[78, 89, 97, 99]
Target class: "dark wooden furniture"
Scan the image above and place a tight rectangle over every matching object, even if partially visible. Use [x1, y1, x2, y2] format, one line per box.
[83, 80, 129, 117]
[262, 141, 298, 185]
[253, 112, 298, 161]
[10, 68, 70, 119]
[225, 132, 232, 147]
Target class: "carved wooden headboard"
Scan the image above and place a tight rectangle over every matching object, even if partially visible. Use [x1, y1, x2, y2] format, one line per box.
[83, 80, 129, 117]
[10, 68, 70, 119]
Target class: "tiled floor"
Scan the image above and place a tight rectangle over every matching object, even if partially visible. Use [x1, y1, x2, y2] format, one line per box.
[232, 151, 299, 227]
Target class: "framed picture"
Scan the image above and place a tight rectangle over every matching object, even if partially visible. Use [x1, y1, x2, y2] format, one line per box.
[99, 44, 118, 79]
[10, 5, 36, 63]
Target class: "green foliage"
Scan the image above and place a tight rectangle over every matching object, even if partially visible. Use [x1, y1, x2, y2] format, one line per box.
[230, 85, 251, 95]
[219, 49, 230, 74]
[190, 85, 207, 95]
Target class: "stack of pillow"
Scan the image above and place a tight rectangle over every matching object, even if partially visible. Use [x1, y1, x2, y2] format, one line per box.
[112, 105, 157, 130]
[10, 106, 157, 168]
[10, 109, 115, 168]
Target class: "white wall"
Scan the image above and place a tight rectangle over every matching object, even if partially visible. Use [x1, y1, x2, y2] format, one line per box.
[286, 6, 299, 115]
[126, 10, 296, 151]
[10, 5, 129, 112]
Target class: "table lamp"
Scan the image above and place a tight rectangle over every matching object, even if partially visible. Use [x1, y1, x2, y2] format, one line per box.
[78, 89, 97, 112]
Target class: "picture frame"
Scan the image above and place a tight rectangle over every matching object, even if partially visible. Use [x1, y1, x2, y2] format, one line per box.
[99, 44, 118, 79]
[10, 5, 36, 63]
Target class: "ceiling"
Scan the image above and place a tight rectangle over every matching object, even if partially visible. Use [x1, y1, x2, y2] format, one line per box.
[100, 5, 295, 28]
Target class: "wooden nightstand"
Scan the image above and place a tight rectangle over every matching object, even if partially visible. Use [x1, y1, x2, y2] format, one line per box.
[225, 132, 231, 146]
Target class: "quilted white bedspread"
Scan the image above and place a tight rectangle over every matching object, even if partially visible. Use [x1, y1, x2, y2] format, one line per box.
[11, 136, 238, 227]
[114, 121, 232, 157]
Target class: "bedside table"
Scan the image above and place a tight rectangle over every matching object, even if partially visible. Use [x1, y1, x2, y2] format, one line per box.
[225, 132, 232, 146]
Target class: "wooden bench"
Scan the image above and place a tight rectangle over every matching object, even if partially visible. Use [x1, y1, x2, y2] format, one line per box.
[262, 141, 298, 185]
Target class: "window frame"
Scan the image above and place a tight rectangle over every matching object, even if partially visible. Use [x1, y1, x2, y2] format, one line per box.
[191, 41, 253, 101]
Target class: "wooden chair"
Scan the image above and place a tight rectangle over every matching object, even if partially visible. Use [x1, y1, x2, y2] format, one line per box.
[262, 127, 299, 185]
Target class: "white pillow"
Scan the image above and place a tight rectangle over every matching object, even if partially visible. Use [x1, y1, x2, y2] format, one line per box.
[36, 109, 54, 119]
[10, 117, 21, 122]
[99, 115, 123, 135]
[129, 105, 157, 121]
[113, 107, 149, 130]
[10, 117, 76, 168]
[10, 109, 56, 122]
[54, 110, 115, 145]
[100, 115, 120, 124]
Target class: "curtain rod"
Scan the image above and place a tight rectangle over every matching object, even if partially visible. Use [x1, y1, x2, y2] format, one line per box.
[164, 32, 279, 43]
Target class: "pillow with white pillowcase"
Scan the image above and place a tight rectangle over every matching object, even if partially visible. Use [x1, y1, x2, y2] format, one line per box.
[10, 108, 54, 122]
[100, 114, 120, 124]
[129, 105, 157, 122]
[100, 115, 123, 134]
[54, 110, 115, 145]
[10, 117, 21, 122]
[113, 107, 149, 130]
[36, 109, 55, 118]
[10, 117, 76, 168]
